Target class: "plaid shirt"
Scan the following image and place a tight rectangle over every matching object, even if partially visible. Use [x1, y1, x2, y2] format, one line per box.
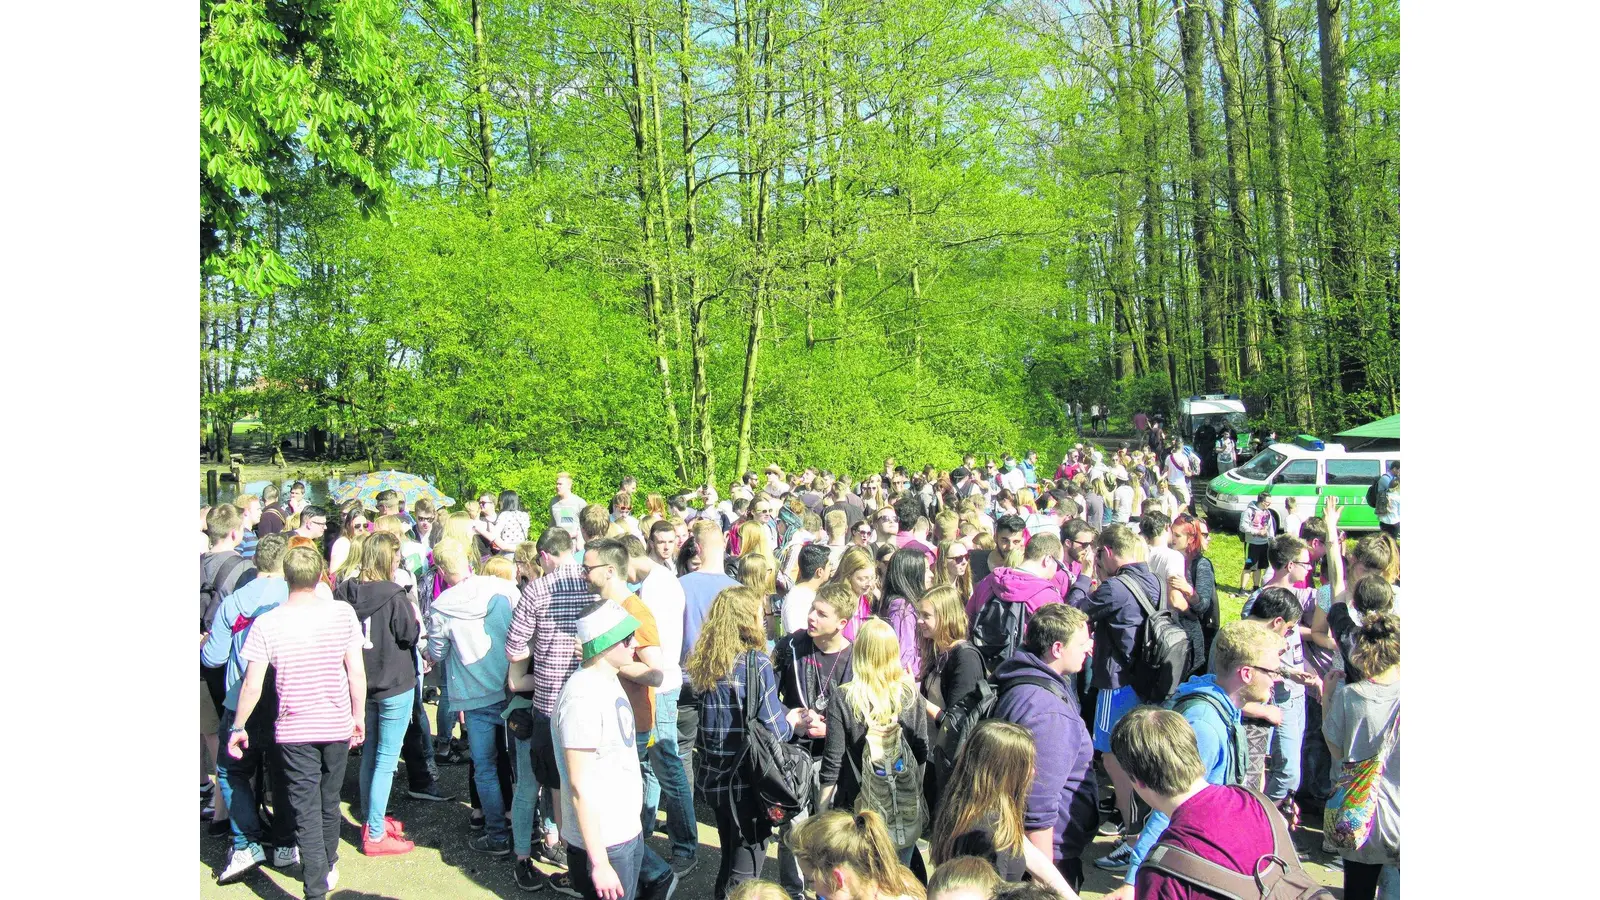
[505, 564, 597, 716]
[695, 651, 794, 807]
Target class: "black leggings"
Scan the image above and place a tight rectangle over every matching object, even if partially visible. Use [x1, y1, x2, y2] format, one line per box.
[712, 803, 767, 900]
[1344, 860, 1384, 900]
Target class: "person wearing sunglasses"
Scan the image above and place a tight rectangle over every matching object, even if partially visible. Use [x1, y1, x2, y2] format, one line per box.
[1240, 577, 1328, 835]
[1096, 620, 1288, 896]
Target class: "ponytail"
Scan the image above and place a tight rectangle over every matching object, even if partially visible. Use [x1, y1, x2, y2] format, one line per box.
[1348, 612, 1400, 681]
[790, 809, 926, 899]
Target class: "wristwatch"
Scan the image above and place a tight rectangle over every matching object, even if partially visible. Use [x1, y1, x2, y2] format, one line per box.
[230, 725, 248, 734]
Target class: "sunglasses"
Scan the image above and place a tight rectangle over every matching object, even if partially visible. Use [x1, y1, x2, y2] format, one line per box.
[854, 529, 872, 537]
[1246, 664, 1287, 680]
[948, 555, 969, 564]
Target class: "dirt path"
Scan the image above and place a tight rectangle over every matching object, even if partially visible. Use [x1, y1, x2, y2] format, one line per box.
[199, 704, 1345, 899]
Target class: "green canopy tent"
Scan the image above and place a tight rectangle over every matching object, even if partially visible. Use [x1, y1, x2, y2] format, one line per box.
[1335, 413, 1400, 451]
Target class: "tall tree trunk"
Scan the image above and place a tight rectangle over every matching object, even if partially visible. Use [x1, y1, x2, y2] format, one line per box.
[1251, 0, 1313, 429]
[1208, 0, 1261, 380]
[1133, 0, 1177, 406]
[1318, 0, 1365, 418]
[470, 0, 497, 214]
[733, 0, 773, 478]
[628, 13, 689, 482]
[678, 0, 713, 485]
[1174, 0, 1226, 392]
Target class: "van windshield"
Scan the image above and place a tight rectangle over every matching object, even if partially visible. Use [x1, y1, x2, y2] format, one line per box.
[1234, 449, 1285, 481]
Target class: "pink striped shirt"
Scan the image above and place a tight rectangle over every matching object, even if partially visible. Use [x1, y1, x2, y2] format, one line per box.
[241, 600, 363, 744]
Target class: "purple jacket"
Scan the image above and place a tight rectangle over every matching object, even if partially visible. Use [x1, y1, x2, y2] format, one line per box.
[878, 595, 922, 679]
[964, 567, 1065, 622]
[991, 650, 1098, 861]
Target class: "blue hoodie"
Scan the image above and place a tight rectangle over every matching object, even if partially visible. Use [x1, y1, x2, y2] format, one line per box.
[991, 650, 1098, 861]
[424, 575, 518, 712]
[1123, 673, 1244, 884]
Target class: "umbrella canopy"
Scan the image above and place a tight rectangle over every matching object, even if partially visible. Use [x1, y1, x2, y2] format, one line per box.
[330, 470, 455, 509]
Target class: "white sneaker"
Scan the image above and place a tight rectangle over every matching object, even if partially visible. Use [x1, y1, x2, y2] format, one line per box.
[217, 846, 264, 883]
[271, 845, 300, 868]
[327, 866, 339, 891]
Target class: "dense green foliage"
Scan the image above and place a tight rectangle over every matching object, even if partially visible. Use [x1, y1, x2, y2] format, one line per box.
[200, 0, 1399, 503]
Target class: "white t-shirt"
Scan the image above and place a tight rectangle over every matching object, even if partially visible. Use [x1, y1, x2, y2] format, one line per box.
[1166, 450, 1195, 493]
[550, 495, 588, 538]
[553, 665, 643, 851]
[1001, 468, 1025, 493]
[1112, 485, 1135, 523]
[1146, 544, 1187, 609]
[638, 561, 686, 688]
[1379, 489, 1401, 525]
[783, 583, 817, 635]
[1283, 510, 1308, 541]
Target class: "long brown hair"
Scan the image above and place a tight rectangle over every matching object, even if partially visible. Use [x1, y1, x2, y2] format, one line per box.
[930, 719, 1034, 866]
[935, 539, 973, 602]
[686, 586, 766, 692]
[790, 809, 925, 899]
[917, 583, 967, 675]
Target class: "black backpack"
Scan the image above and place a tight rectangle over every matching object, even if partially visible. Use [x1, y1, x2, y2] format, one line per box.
[200, 554, 249, 634]
[970, 592, 1031, 675]
[735, 651, 814, 825]
[1366, 477, 1391, 516]
[929, 670, 1068, 800]
[1119, 573, 1192, 704]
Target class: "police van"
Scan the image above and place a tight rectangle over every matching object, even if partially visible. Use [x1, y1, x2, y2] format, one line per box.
[1203, 435, 1399, 533]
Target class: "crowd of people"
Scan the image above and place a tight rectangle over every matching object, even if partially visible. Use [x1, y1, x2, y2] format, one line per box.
[199, 446, 1400, 900]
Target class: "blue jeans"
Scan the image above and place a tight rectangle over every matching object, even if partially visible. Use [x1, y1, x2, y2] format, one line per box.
[512, 735, 558, 857]
[217, 705, 294, 852]
[569, 833, 646, 900]
[360, 692, 412, 841]
[636, 732, 671, 885]
[654, 687, 697, 860]
[465, 701, 510, 842]
[1266, 692, 1306, 801]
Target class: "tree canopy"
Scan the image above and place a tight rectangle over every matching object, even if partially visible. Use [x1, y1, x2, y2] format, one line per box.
[200, 0, 1400, 502]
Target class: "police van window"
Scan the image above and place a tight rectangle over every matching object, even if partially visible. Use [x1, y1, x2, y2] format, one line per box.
[1235, 449, 1285, 481]
[1325, 458, 1380, 486]
[1275, 459, 1319, 485]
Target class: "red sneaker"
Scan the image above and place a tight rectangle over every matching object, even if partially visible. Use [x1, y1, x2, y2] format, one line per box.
[384, 816, 406, 837]
[362, 832, 415, 857]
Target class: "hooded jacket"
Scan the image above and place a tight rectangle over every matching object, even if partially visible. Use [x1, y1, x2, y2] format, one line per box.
[424, 575, 518, 712]
[334, 579, 421, 702]
[990, 650, 1097, 861]
[1083, 562, 1161, 691]
[964, 566, 1064, 623]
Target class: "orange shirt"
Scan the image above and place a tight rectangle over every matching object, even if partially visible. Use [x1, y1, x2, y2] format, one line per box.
[620, 594, 660, 733]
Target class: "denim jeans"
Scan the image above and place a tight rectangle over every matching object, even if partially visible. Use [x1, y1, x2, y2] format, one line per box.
[512, 735, 558, 857]
[653, 687, 697, 860]
[465, 701, 510, 842]
[635, 731, 672, 886]
[402, 676, 440, 791]
[360, 692, 412, 841]
[568, 833, 646, 900]
[674, 688, 701, 859]
[217, 704, 295, 852]
[1265, 692, 1306, 801]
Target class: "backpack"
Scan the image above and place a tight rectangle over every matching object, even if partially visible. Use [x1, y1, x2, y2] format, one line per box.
[856, 692, 925, 850]
[201, 554, 249, 634]
[970, 593, 1031, 675]
[1143, 787, 1335, 900]
[1171, 690, 1247, 788]
[735, 651, 814, 825]
[929, 670, 1068, 802]
[1366, 477, 1391, 516]
[1119, 573, 1192, 704]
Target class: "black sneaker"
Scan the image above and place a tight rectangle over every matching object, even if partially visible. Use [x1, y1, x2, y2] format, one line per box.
[535, 842, 569, 870]
[469, 813, 486, 832]
[1096, 811, 1124, 837]
[547, 871, 582, 898]
[639, 869, 679, 900]
[407, 783, 456, 802]
[513, 857, 547, 892]
[469, 833, 510, 856]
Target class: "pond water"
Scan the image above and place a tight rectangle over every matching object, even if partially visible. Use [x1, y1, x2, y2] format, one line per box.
[200, 477, 346, 508]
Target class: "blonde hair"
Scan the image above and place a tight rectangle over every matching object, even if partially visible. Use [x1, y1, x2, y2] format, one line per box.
[373, 514, 407, 539]
[686, 586, 766, 692]
[841, 618, 912, 727]
[737, 519, 775, 564]
[935, 539, 972, 603]
[646, 493, 668, 519]
[282, 545, 327, 590]
[813, 581, 857, 621]
[334, 533, 367, 582]
[359, 532, 401, 583]
[931, 720, 1033, 865]
[1210, 619, 1286, 677]
[482, 556, 515, 580]
[918, 584, 968, 668]
[513, 541, 542, 580]
[926, 855, 1002, 899]
[790, 810, 925, 900]
[726, 881, 791, 900]
[433, 540, 472, 581]
[832, 545, 875, 594]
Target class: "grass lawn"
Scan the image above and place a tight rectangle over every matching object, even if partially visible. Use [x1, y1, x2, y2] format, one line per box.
[1206, 531, 1250, 622]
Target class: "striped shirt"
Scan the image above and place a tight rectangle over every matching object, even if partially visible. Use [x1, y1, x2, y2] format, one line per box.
[505, 564, 597, 716]
[241, 599, 363, 744]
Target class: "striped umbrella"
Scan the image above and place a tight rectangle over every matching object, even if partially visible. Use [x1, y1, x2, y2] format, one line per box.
[330, 470, 455, 509]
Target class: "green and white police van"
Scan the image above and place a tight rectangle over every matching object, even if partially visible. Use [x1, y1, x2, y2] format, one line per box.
[1202, 434, 1399, 533]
